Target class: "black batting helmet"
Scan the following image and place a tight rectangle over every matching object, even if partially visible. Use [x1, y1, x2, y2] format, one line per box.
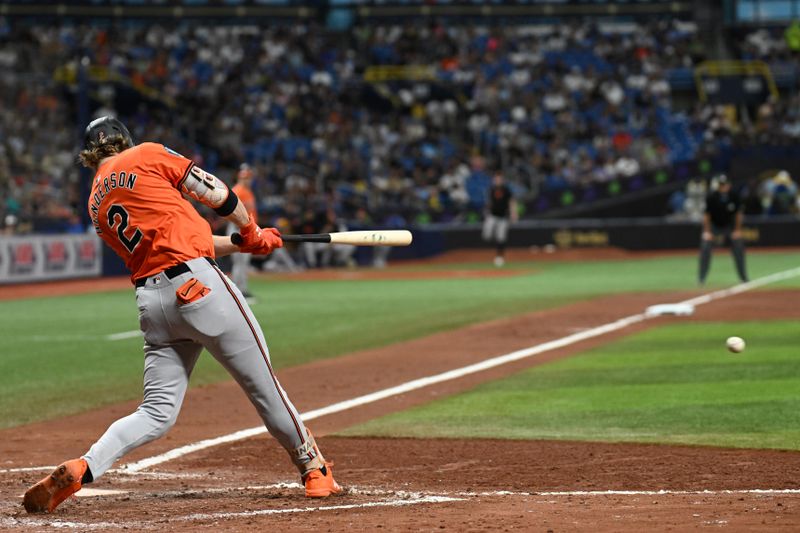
[83, 116, 134, 150]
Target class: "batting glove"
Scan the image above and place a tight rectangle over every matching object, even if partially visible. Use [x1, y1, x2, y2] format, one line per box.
[233, 216, 283, 255]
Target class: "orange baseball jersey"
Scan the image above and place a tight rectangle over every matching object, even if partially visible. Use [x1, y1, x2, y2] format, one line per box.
[87, 142, 215, 282]
[232, 183, 257, 218]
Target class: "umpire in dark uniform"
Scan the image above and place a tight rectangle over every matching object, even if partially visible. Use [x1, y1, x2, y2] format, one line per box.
[699, 174, 749, 285]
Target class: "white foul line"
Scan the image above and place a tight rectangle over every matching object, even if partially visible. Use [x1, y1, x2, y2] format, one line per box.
[677, 266, 800, 307]
[533, 489, 800, 497]
[120, 315, 649, 472]
[4, 487, 800, 530]
[180, 495, 465, 521]
[116, 266, 800, 473]
[106, 330, 142, 341]
[303, 486, 800, 498]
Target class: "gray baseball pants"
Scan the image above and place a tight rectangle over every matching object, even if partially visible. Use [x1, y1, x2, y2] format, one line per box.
[231, 250, 251, 292]
[482, 215, 509, 243]
[83, 257, 314, 478]
[228, 222, 251, 292]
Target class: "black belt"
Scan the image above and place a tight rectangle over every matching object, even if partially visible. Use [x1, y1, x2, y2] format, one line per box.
[134, 257, 217, 288]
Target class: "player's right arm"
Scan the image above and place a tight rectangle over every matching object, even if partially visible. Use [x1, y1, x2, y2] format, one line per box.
[150, 143, 281, 255]
[180, 166, 280, 254]
[179, 165, 247, 226]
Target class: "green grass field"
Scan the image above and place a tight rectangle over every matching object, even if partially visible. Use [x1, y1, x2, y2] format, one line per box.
[1, 250, 798, 434]
[343, 321, 800, 450]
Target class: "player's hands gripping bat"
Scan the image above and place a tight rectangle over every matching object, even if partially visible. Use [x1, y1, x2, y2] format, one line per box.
[234, 215, 283, 255]
[233, 229, 412, 247]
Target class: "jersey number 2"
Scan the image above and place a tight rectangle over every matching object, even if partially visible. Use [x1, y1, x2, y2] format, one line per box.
[107, 204, 143, 253]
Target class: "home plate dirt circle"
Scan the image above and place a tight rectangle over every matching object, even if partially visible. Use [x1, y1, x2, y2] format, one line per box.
[3, 436, 800, 531]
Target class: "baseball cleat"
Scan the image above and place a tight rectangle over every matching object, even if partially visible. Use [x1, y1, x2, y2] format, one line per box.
[23, 458, 88, 513]
[303, 462, 342, 498]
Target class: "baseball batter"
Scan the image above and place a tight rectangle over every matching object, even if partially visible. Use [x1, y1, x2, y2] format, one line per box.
[23, 117, 341, 514]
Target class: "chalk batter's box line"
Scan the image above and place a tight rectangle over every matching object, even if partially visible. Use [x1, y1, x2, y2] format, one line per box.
[3, 488, 800, 531]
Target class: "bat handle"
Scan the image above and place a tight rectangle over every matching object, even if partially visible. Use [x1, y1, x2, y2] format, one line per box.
[281, 234, 331, 243]
[231, 232, 332, 244]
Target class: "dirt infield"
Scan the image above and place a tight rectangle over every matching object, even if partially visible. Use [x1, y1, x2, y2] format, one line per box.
[4, 436, 799, 531]
[2, 282, 800, 530]
[3, 252, 800, 530]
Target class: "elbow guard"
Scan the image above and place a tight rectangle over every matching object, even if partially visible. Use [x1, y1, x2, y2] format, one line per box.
[180, 165, 238, 216]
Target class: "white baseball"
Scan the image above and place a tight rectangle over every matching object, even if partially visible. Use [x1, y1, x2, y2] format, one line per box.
[726, 336, 746, 353]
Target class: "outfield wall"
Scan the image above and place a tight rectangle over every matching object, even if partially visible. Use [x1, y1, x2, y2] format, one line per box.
[4, 216, 797, 282]
[0, 234, 102, 284]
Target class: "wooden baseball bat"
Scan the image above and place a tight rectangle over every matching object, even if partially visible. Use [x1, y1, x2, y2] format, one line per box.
[283, 230, 412, 246]
[232, 230, 412, 247]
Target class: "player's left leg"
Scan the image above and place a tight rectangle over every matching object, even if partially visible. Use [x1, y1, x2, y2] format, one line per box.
[24, 341, 202, 512]
[731, 236, 749, 282]
[82, 341, 203, 477]
[494, 217, 509, 266]
[482, 215, 496, 243]
[698, 235, 714, 285]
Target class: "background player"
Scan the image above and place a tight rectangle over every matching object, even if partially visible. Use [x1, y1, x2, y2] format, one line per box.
[482, 171, 518, 267]
[699, 174, 749, 285]
[23, 117, 341, 514]
[228, 163, 257, 300]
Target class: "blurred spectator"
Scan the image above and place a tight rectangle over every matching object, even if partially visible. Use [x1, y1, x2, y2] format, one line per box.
[3, 17, 799, 243]
[742, 179, 766, 216]
[764, 170, 798, 215]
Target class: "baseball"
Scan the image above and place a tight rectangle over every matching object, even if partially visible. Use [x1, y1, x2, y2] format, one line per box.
[726, 336, 746, 353]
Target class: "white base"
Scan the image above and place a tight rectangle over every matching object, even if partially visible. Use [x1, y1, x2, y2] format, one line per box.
[645, 303, 695, 317]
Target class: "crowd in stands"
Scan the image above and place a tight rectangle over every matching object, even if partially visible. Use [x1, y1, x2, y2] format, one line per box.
[1, 17, 799, 245]
[734, 21, 800, 65]
[670, 169, 800, 224]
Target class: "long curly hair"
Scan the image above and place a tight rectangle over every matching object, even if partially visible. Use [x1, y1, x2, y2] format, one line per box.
[78, 135, 132, 169]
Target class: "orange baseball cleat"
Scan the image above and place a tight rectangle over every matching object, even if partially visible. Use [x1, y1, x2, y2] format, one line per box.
[23, 458, 88, 513]
[303, 462, 342, 498]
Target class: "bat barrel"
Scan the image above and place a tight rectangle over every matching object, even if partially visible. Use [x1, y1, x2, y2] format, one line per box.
[329, 230, 412, 246]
